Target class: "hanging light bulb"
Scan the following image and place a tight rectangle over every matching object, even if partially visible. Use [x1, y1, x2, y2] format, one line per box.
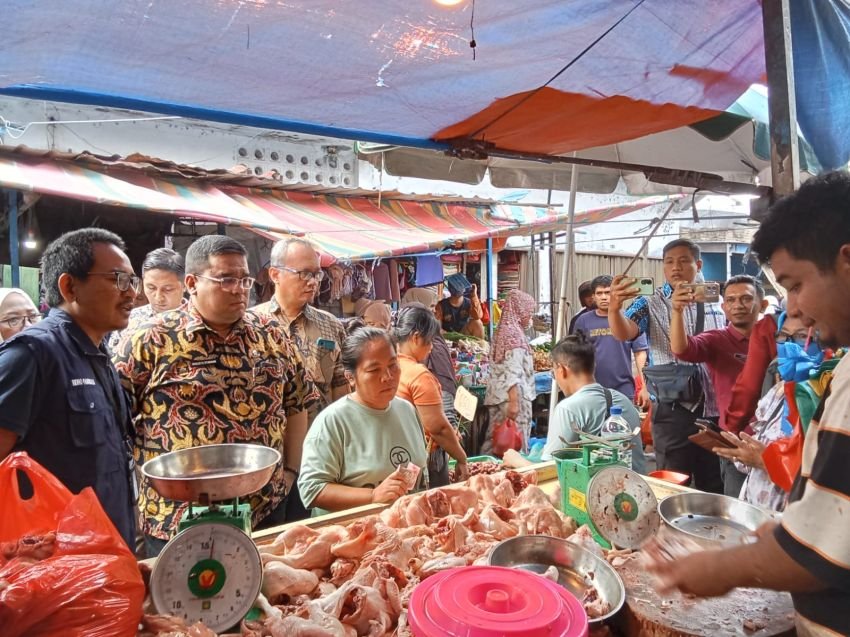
[23, 229, 38, 250]
[434, 0, 465, 6]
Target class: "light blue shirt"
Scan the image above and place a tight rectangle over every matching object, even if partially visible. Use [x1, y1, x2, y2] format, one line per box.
[542, 383, 647, 474]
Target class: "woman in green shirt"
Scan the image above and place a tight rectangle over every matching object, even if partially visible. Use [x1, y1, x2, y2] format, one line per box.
[298, 327, 428, 515]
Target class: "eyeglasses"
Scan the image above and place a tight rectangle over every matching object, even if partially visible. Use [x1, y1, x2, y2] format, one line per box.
[776, 332, 811, 347]
[87, 271, 142, 293]
[1, 313, 41, 329]
[196, 274, 256, 293]
[272, 264, 325, 283]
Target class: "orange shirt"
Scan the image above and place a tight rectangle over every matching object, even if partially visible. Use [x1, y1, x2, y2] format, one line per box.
[397, 353, 443, 452]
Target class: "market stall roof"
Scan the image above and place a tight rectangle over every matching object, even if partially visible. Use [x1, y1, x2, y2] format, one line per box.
[0, 152, 677, 261]
[1, 1, 841, 167]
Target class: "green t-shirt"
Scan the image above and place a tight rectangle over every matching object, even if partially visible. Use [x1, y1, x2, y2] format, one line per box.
[298, 395, 428, 516]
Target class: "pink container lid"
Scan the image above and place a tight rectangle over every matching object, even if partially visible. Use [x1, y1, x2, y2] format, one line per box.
[408, 566, 589, 637]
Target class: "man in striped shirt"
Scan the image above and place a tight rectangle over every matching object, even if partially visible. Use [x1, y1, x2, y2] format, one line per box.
[647, 171, 850, 636]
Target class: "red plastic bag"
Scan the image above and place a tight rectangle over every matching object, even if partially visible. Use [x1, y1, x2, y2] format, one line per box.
[0, 452, 144, 637]
[492, 418, 522, 456]
[762, 382, 803, 493]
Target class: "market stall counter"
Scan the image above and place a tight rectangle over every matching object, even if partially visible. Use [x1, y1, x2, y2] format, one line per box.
[132, 459, 795, 637]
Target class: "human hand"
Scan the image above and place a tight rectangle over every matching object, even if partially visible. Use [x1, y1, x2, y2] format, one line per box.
[371, 470, 409, 504]
[506, 400, 520, 421]
[713, 432, 766, 469]
[643, 546, 735, 597]
[471, 284, 478, 297]
[453, 461, 469, 482]
[610, 275, 640, 310]
[637, 384, 651, 410]
[670, 281, 695, 312]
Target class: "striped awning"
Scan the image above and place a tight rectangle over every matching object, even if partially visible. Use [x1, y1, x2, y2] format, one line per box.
[0, 154, 678, 261]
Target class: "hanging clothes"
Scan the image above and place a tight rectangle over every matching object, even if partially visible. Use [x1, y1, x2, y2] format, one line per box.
[372, 263, 392, 302]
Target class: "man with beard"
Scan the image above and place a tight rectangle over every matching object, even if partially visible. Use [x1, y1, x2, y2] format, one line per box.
[670, 274, 767, 496]
[114, 235, 312, 557]
[647, 171, 850, 637]
[0, 228, 139, 549]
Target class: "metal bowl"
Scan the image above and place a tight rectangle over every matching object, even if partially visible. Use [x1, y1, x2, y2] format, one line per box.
[488, 535, 625, 623]
[141, 444, 281, 503]
[658, 492, 778, 547]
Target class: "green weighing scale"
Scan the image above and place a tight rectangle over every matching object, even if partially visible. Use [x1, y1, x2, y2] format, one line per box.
[554, 436, 659, 549]
[142, 444, 281, 633]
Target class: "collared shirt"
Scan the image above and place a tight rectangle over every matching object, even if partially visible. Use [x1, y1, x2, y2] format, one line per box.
[253, 298, 347, 418]
[107, 303, 156, 351]
[774, 354, 850, 635]
[113, 303, 313, 540]
[626, 283, 726, 415]
[674, 324, 749, 431]
[0, 309, 136, 548]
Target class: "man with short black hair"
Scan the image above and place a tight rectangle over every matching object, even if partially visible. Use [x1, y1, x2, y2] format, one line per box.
[670, 274, 767, 496]
[568, 280, 595, 334]
[648, 171, 850, 637]
[574, 274, 649, 403]
[609, 238, 726, 493]
[504, 333, 646, 473]
[0, 228, 139, 549]
[115, 235, 313, 556]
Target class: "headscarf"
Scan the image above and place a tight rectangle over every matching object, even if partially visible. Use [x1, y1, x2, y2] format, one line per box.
[361, 301, 392, 330]
[401, 287, 437, 309]
[0, 288, 35, 342]
[491, 290, 535, 363]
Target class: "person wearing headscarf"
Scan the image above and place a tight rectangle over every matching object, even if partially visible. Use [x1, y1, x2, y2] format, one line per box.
[360, 301, 392, 330]
[0, 288, 40, 341]
[482, 290, 537, 455]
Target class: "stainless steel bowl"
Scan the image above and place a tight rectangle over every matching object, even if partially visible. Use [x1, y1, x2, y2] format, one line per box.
[488, 535, 625, 623]
[141, 443, 281, 503]
[658, 492, 778, 547]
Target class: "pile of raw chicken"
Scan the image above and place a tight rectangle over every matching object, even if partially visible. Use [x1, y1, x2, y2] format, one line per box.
[141, 470, 611, 637]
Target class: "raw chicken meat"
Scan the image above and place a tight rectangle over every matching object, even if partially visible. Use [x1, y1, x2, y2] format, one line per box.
[262, 560, 319, 603]
[331, 518, 381, 559]
[424, 489, 450, 519]
[419, 554, 467, 578]
[138, 614, 217, 637]
[566, 525, 605, 558]
[329, 558, 358, 585]
[437, 484, 479, 516]
[491, 478, 516, 508]
[264, 527, 347, 571]
[478, 504, 518, 540]
[265, 525, 320, 556]
[433, 515, 472, 553]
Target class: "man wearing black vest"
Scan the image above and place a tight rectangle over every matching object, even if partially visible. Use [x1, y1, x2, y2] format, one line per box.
[0, 228, 139, 549]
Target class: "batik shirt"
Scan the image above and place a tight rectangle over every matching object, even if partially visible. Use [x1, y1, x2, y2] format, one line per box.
[113, 304, 314, 540]
[107, 303, 156, 351]
[252, 298, 347, 419]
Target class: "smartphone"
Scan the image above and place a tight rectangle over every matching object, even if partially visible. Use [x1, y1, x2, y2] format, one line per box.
[632, 277, 655, 296]
[680, 282, 720, 303]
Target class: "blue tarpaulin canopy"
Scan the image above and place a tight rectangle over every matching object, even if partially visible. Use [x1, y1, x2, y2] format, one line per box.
[1, 0, 848, 169]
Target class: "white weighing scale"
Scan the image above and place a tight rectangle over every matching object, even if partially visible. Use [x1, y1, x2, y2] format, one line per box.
[142, 444, 281, 633]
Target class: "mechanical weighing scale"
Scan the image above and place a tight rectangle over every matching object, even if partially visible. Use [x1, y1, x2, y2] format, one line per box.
[585, 465, 660, 550]
[554, 431, 655, 548]
[141, 444, 281, 633]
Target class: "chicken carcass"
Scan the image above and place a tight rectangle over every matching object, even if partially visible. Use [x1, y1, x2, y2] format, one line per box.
[262, 560, 319, 603]
[331, 517, 381, 559]
[425, 489, 450, 519]
[419, 553, 467, 579]
[566, 524, 604, 558]
[511, 484, 551, 509]
[492, 478, 516, 508]
[478, 504, 518, 540]
[467, 474, 499, 505]
[264, 599, 355, 637]
[433, 515, 472, 553]
[437, 484, 480, 516]
[402, 493, 433, 527]
[270, 527, 347, 571]
[264, 525, 320, 556]
[329, 558, 358, 585]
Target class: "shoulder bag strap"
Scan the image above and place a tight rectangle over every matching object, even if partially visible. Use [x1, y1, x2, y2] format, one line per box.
[603, 388, 613, 418]
[695, 301, 705, 335]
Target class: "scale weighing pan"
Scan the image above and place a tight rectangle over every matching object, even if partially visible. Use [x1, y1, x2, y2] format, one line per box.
[586, 466, 660, 550]
[142, 443, 281, 503]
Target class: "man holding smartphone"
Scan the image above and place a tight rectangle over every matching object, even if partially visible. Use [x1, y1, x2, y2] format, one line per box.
[647, 171, 850, 637]
[608, 239, 726, 493]
[669, 275, 768, 497]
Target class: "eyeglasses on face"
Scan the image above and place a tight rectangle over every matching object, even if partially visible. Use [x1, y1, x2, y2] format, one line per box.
[1, 313, 41, 329]
[87, 271, 142, 293]
[272, 264, 325, 283]
[196, 274, 256, 293]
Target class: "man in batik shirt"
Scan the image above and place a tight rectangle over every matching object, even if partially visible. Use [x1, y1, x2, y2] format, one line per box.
[114, 235, 314, 558]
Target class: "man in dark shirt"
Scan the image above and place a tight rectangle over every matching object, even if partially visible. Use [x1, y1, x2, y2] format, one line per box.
[0, 228, 139, 549]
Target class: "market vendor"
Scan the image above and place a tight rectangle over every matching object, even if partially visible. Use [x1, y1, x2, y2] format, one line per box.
[298, 327, 428, 515]
[394, 305, 469, 487]
[435, 277, 485, 339]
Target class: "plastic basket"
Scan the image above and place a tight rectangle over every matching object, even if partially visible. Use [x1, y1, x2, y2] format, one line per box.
[468, 384, 487, 401]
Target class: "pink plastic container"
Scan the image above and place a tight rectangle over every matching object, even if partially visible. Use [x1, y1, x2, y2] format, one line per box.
[408, 566, 589, 637]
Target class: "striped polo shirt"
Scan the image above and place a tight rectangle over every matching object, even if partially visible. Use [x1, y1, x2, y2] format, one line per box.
[774, 354, 850, 635]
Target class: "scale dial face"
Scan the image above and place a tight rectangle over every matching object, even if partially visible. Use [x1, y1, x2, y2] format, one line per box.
[586, 466, 660, 549]
[150, 522, 263, 633]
